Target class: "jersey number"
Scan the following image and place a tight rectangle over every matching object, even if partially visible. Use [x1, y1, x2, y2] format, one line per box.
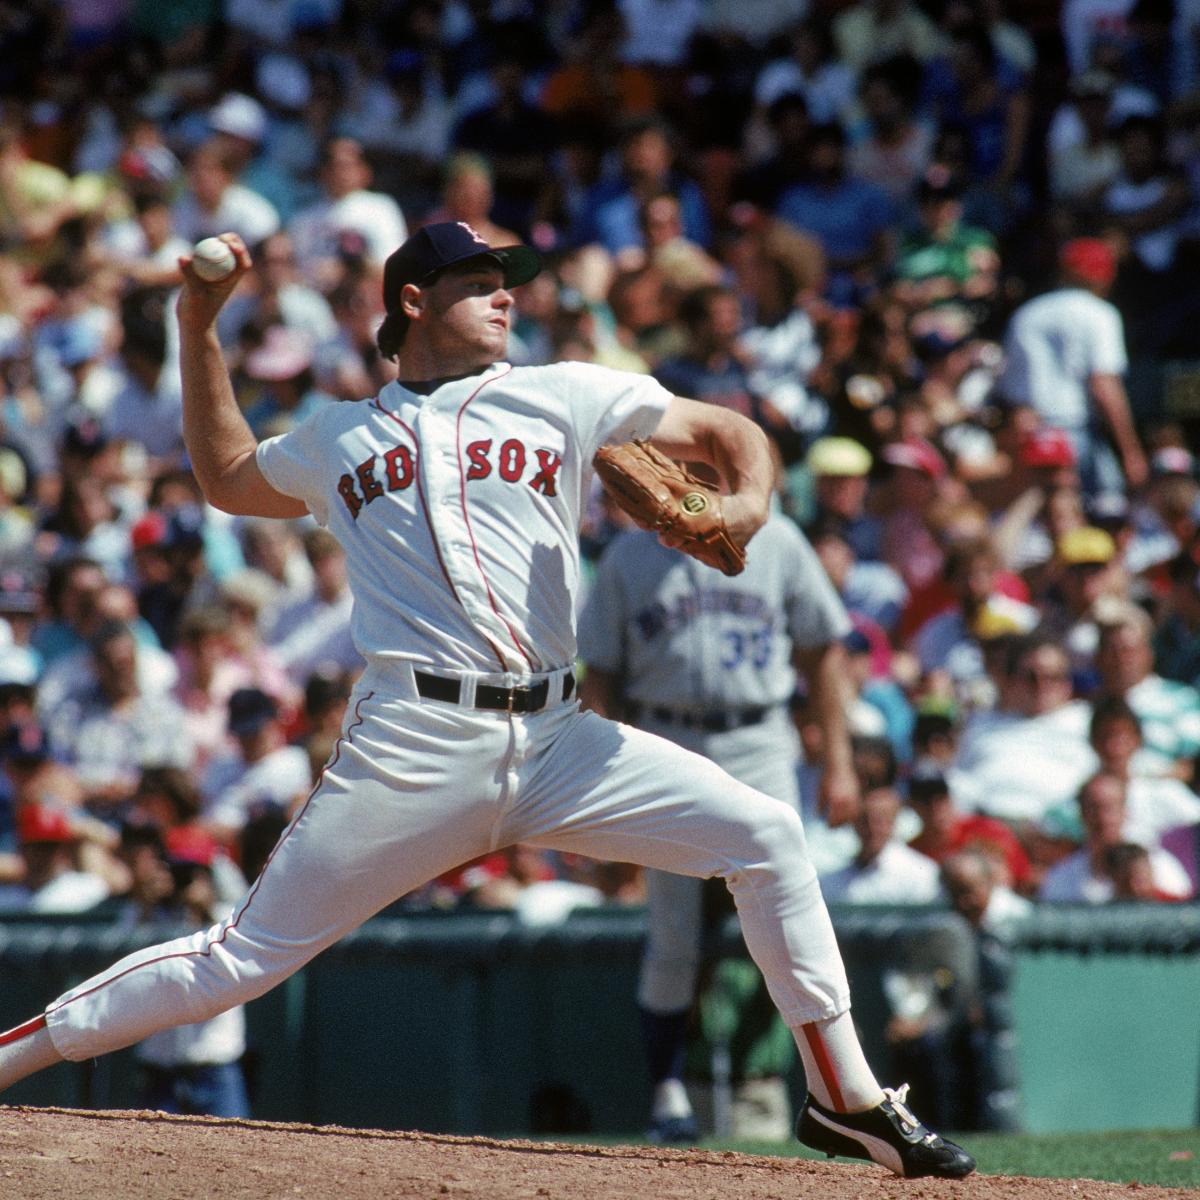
[721, 629, 773, 670]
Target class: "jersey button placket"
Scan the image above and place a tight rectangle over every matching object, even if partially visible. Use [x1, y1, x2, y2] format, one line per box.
[417, 403, 520, 672]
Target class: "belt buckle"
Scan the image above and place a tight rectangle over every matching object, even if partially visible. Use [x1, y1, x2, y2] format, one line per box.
[506, 689, 516, 715]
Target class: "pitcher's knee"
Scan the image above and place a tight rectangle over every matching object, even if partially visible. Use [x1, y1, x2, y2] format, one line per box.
[722, 803, 815, 886]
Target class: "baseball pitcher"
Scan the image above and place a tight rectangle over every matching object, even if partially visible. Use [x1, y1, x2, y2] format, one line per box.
[0, 223, 973, 1179]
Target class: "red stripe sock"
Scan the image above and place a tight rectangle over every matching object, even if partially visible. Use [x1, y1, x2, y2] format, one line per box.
[801, 1022, 847, 1111]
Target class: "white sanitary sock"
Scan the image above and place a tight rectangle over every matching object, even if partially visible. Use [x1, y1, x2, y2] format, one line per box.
[651, 1078, 692, 1122]
[792, 1011, 885, 1113]
[0, 1017, 64, 1092]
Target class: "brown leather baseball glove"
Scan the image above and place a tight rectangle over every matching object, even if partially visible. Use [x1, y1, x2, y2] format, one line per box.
[592, 439, 747, 576]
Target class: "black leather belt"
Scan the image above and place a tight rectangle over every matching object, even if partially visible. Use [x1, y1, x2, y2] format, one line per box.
[626, 702, 769, 732]
[415, 670, 574, 713]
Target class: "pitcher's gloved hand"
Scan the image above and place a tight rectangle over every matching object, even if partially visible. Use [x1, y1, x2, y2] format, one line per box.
[592, 439, 747, 577]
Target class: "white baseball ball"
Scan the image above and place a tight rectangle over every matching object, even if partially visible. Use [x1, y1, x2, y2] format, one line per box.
[192, 237, 237, 282]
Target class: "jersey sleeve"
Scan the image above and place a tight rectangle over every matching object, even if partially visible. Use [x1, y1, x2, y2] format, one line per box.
[781, 521, 853, 649]
[1085, 301, 1128, 375]
[255, 408, 337, 527]
[576, 540, 630, 674]
[561, 362, 674, 462]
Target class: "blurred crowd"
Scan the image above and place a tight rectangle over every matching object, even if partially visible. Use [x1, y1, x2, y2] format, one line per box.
[0, 0, 1199, 952]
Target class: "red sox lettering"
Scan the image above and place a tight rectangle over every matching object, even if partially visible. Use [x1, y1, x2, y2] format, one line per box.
[464, 439, 562, 495]
[337, 438, 563, 519]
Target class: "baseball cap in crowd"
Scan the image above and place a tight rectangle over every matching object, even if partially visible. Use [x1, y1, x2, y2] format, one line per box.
[130, 510, 168, 551]
[1059, 238, 1117, 289]
[208, 92, 267, 143]
[971, 601, 1032, 640]
[17, 804, 76, 846]
[1019, 427, 1076, 470]
[164, 505, 206, 551]
[164, 825, 219, 869]
[909, 305, 973, 360]
[843, 628, 872, 656]
[881, 437, 946, 480]
[1058, 525, 1116, 566]
[228, 687, 279, 737]
[0, 721, 49, 765]
[907, 758, 951, 801]
[1150, 446, 1195, 478]
[245, 326, 314, 382]
[805, 436, 872, 477]
[62, 415, 109, 459]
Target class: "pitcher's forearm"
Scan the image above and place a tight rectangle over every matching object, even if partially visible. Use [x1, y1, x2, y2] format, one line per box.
[179, 322, 259, 507]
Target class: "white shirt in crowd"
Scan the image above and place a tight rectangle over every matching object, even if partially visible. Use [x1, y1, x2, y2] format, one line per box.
[201, 744, 313, 833]
[267, 587, 363, 684]
[950, 701, 1096, 825]
[173, 183, 281, 247]
[819, 842, 942, 906]
[290, 189, 408, 271]
[999, 287, 1127, 430]
[1040, 846, 1193, 903]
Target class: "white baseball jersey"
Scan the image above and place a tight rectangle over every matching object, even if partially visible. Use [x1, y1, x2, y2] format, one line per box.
[256, 361, 672, 675]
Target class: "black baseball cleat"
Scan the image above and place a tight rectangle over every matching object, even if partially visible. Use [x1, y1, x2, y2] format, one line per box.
[797, 1084, 976, 1179]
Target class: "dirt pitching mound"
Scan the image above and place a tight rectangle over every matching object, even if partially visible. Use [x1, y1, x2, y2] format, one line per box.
[0, 1106, 1175, 1200]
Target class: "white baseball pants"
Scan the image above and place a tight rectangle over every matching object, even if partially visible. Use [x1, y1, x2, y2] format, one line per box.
[44, 664, 850, 1062]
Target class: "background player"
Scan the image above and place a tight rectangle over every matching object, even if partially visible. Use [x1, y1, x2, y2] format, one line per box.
[0, 224, 973, 1180]
[579, 509, 858, 1142]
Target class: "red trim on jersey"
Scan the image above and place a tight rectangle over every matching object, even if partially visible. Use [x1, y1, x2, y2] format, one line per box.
[0, 1013, 47, 1045]
[801, 1022, 846, 1112]
[454, 365, 534, 670]
[46, 693, 374, 1021]
[373, 397, 508, 671]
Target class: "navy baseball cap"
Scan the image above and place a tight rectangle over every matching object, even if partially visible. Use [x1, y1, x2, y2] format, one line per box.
[227, 687, 278, 737]
[382, 222, 541, 313]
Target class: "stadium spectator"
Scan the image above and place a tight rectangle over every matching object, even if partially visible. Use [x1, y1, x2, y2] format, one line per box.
[1039, 770, 1192, 902]
[200, 687, 311, 844]
[1093, 601, 1200, 776]
[907, 759, 1035, 894]
[0, 802, 116, 914]
[42, 618, 192, 812]
[950, 633, 1095, 828]
[290, 137, 407, 280]
[266, 527, 362, 686]
[818, 785, 942, 904]
[997, 237, 1147, 495]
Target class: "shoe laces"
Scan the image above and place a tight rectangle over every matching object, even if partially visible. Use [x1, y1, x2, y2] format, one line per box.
[882, 1084, 938, 1146]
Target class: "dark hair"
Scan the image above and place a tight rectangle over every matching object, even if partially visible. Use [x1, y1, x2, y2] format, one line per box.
[1088, 694, 1142, 741]
[942, 536, 997, 583]
[135, 765, 202, 822]
[677, 284, 734, 331]
[1004, 630, 1063, 677]
[1103, 842, 1150, 875]
[852, 734, 898, 788]
[376, 309, 409, 360]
